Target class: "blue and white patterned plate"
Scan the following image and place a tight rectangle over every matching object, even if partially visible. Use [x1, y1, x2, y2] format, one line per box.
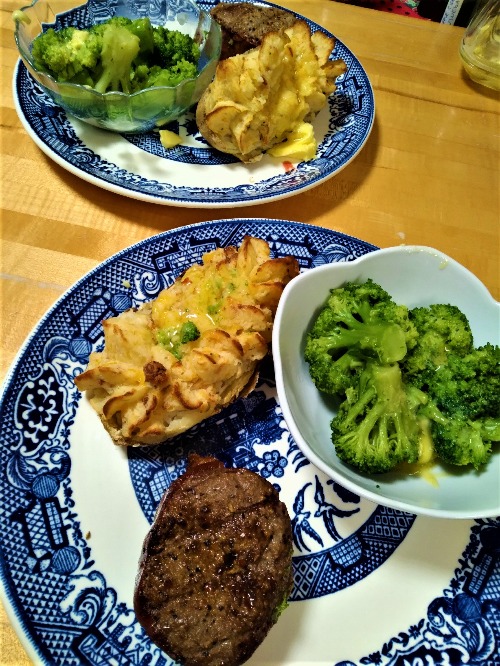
[13, 0, 375, 208]
[1, 219, 498, 665]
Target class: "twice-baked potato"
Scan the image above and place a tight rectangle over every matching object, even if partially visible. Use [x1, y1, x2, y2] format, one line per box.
[74, 237, 299, 446]
[196, 20, 347, 162]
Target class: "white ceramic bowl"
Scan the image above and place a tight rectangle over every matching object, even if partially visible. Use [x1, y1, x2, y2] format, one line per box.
[272, 245, 500, 519]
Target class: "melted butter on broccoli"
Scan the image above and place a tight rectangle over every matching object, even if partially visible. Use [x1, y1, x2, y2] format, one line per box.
[305, 280, 500, 476]
[30, 16, 200, 93]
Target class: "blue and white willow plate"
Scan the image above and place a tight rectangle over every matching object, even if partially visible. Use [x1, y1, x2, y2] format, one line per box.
[0, 220, 498, 665]
[13, 0, 375, 208]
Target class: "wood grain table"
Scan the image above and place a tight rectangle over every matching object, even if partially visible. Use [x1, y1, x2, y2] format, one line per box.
[1, 0, 499, 662]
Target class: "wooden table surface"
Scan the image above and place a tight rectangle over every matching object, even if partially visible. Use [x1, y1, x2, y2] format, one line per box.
[1, 0, 499, 661]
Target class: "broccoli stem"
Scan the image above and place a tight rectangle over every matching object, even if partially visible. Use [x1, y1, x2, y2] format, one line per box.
[317, 322, 407, 366]
[94, 25, 140, 93]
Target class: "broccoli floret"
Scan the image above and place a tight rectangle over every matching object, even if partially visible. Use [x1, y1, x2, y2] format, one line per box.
[411, 342, 500, 469]
[179, 321, 201, 344]
[153, 26, 200, 68]
[305, 346, 365, 396]
[417, 397, 499, 469]
[304, 277, 498, 475]
[304, 279, 417, 395]
[481, 418, 500, 441]
[425, 344, 500, 419]
[157, 321, 200, 360]
[129, 18, 155, 55]
[433, 418, 496, 469]
[31, 26, 101, 83]
[402, 304, 474, 384]
[155, 60, 197, 86]
[93, 23, 140, 93]
[331, 362, 422, 474]
[30, 17, 200, 95]
[131, 61, 198, 91]
[93, 16, 155, 56]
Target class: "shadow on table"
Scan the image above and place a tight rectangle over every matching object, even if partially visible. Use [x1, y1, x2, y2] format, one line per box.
[37, 114, 380, 232]
[460, 71, 499, 99]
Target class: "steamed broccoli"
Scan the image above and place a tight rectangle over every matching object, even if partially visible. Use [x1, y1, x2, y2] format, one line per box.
[131, 61, 198, 91]
[30, 16, 201, 94]
[304, 279, 417, 395]
[31, 26, 101, 84]
[153, 26, 201, 67]
[305, 278, 499, 474]
[425, 344, 500, 419]
[432, 416, 498, 469]
[412, 344, 500, 469]
[416, 397, 499, 470]
[93, 23, 140, 93]
[157, 321, 200, 360]
[107, 16, 155, 55]
[401, 304, 474, 384]
[331, 362, 423, 474]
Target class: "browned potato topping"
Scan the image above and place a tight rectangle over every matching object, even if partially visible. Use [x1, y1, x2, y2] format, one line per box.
[74, 236, 299, 446]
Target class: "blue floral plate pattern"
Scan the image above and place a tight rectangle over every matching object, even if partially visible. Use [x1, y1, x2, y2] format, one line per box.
[13, 0, 375, 208]
[0, 219, 498, 665]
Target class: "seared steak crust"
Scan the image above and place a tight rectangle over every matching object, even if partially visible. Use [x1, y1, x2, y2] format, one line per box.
[210, 2, 297, 59]
[134, 454, 294, 666]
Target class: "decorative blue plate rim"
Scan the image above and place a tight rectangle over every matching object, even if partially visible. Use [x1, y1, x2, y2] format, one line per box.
[12, 0, 375, 208]
[0, 219, 498, 666]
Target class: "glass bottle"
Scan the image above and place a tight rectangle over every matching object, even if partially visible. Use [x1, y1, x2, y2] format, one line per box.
[460, 0, 500, 90]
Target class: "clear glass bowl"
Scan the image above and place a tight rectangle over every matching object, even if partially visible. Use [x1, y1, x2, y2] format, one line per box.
[14, 0, 222, 133]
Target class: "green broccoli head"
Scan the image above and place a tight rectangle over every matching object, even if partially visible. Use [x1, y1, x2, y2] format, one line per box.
[481, 418, 500, 442]
[417, 393, 499, 470]
[153, 26, 200, 68]
[93, 22, 140, 93]
[304, 279, 417, 396]
[31, 26, 101, 83]
[431, 417, 494, 469]
[31, 17, 201, 95]
[157, 321, 200, 360]
[331, 362, 422, 474]
[132, 61, 198, 91]
[129, 18, 155, 54]
[304, 343, 365, 396]
[402, 304, 474, 383]
[179, 321, 201, 344]
[303, 277, 498, 475]
[424, 344, 500, 420]
[413, 342, 500, 470]
[94, 16, 155, 56]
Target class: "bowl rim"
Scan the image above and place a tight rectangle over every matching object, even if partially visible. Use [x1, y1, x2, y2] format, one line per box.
[13, 0, 222, 98]
[272, 244, 500, 520]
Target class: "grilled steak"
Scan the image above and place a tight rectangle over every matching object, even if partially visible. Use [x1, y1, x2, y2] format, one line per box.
[210, 2, 297, 59]
[134, 454, 294, 666]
